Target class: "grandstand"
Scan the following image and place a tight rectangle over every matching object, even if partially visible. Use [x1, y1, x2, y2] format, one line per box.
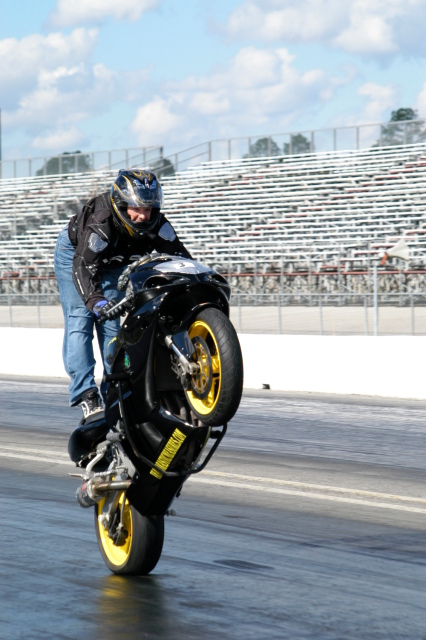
[1, 142, 426, 298]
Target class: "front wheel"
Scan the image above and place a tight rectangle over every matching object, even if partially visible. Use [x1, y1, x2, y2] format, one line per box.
[185, 307, 243, 426]
[95, 493, 164, 575]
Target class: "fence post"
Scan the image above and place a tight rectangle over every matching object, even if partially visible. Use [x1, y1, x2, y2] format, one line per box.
[228, 138, 231, 160]
[356, 126, 360, 150]
[364, 296, 369, 335]
[278, 294, 282, 334]
[411, 295, 414, 335]
[373, 265, 378, 336]
[338, 247, 342, 306]
[37, 286, 40, 328]
[308, 257, 312, 306]
[319, 295, 323, 335]
[7, 268, 12, 327]
[238, 294, 242, 333]
[208, 141, 212, 162]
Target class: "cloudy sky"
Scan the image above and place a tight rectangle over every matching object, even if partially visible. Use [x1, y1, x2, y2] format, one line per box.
[1, 0, 426, 161]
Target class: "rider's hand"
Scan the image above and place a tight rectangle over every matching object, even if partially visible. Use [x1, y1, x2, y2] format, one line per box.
[93, 299, 117, 319]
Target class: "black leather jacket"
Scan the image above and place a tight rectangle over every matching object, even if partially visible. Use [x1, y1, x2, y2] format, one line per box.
[68, 192, 192, 312]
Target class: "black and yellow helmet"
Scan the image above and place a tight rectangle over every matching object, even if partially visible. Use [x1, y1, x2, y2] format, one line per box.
[110, 169, 163, 238]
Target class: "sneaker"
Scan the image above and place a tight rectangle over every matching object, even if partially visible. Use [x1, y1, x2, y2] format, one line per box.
[80, 389, 104, 420]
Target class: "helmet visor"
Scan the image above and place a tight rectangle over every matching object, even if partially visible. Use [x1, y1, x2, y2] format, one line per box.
[115, 173, 163, 209]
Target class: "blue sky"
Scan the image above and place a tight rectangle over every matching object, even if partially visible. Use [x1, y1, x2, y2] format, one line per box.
[1, 0, 426, 161]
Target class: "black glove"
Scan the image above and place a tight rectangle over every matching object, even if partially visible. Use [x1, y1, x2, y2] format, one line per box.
[93, 299, 117, 319]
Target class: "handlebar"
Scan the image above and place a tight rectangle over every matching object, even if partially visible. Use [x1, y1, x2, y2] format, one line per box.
[97, 295, 134, 323]
[117, 254, 152, 291]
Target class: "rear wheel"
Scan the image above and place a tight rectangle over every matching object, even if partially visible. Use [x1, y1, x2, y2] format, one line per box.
[95, 493, 164, 575]
[185, 307, 243, 426]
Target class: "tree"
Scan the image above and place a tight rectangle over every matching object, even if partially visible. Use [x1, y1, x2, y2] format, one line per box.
[36, 151, 91, 176]
[283, 133, 312, 155]
[244, 137, 281, 158]
[374, 108, 426, 147]
[152, 157, 175, 178]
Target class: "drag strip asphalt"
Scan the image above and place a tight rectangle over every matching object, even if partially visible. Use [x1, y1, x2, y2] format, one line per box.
[0, 378, 425, 639]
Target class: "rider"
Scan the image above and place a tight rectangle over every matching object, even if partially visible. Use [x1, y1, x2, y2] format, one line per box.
[54, 169, 192, 420]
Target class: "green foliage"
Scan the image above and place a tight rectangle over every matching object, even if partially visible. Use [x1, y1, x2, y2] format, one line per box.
[390, 108, 417, 122]
[374, 108, 426, 147]
[244, 137, 281, 158]
[152, 157, 175, 178]
[283, 133, 312, 155]
[36, 151, 91, 176]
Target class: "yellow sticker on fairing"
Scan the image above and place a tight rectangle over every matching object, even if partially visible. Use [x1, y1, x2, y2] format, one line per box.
[150, 428, 187, 479]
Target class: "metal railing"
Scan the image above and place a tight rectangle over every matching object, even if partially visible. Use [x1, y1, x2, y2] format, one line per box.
[0, 146, 163, 180]
[2, 118, 426, 180]
[162, 119, 426, 174]
[1, 291, 426, 335]
[230, 292, 426, 335]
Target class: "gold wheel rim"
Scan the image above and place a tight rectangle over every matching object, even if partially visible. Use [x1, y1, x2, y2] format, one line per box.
[186, 319, 221, 415]
[98, 493, 132, 567]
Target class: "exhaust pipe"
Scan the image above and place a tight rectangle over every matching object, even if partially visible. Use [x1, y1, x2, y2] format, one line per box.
[76, 478, 132, 508]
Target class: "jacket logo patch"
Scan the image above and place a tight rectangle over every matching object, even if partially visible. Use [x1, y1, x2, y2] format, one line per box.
[158, 222, 176, 242]
[88, 232, 108, 253]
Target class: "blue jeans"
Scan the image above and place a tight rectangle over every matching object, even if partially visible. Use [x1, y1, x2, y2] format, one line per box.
[54, 226, 125, 406]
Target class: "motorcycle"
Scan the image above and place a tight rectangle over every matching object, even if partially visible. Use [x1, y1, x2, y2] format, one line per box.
[68, 254, 244, 575]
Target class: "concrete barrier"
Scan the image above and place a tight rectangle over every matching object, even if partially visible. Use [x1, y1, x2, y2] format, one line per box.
[2, 327, 425, 399]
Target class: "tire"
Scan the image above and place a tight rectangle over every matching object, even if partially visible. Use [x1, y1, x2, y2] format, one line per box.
[95, 493, 164, 575]
[185, 307, 243, 426]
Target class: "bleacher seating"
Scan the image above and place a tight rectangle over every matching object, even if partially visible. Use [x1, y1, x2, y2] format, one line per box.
[1, 143, 426, 296]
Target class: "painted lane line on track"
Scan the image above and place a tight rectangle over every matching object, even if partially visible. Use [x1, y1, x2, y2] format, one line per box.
[0, 445, 69, 458]
[0, 451, 72, 464]
[193, 477, 426, 514]
[203, 471, 426, 505]
[1, 448, 425, 514]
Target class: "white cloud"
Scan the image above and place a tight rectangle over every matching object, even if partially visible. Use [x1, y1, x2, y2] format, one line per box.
[130, 46, 346, 147]
[0, 27, 157, 153]
[130, 98, 182, 146]
[5, 60, 117, 133]
[31, 127, 85, 151]
[49, 0, 160, 28]
[0, 29, 98, 109]
[414, 83, 426, 118]
[358, 82, 398, 123]
[222, 0, 426, 56]
[225, 0, 345, 42]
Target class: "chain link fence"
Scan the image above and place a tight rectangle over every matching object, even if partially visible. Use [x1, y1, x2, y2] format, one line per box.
[2, 290, 426, 334]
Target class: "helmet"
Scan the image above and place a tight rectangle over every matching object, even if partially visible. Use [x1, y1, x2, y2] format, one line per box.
[110, 169, 163, 238]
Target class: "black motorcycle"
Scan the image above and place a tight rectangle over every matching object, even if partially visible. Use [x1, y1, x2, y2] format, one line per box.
[68, 254, 243, 575]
